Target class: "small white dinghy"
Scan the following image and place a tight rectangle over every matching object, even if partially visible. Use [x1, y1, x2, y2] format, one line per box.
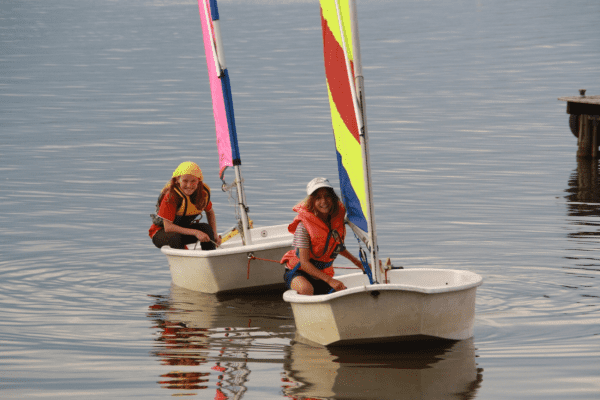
[163, 224, 291, 294]
[284, 0, 483, 346]
[160, 0, 292, 293]
[284, 268, 482, 346]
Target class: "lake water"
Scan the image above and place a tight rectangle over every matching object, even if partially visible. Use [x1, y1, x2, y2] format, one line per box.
[1, 0, 599, 398]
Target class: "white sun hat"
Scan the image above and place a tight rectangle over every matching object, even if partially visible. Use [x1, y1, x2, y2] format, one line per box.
[306, 177, 334, 196]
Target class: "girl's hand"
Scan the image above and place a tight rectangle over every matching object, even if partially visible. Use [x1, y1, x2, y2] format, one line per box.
[216, 235, 222, 247]
[195, 230, 210, 242]
[328, 278, 346, 292]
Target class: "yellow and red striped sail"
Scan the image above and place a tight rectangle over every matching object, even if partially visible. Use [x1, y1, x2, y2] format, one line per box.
[319, 0, 368, 233]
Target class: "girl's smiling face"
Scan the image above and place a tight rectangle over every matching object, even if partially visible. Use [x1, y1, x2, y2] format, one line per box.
[178, 174, 200, 196]
[313, 188, 333, 217]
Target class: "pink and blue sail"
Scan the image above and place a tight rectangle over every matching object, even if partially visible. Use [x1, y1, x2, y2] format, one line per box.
[197, 0, 253, 244]
[198, 0, 241, 180]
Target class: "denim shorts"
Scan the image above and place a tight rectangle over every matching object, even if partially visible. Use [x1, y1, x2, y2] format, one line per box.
[283, 268, 333, 295]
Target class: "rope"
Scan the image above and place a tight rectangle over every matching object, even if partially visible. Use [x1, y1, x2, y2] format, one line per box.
[247, 255, 280, 264]
[246, 254, 282, 280]
[244, 253, 362, 280]
[353, 232, 375, 284]
[222, 177, 248, 243]
[191, 238, 220, 250]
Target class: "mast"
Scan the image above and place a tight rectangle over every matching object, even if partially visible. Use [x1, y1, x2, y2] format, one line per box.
[233, 163, 252, 245]
[199, 0, 252, 245]
[332, 0, 379, 281]
[348, 0, 378, 282]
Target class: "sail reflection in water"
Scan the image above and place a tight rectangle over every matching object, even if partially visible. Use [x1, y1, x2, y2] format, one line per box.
[148, 285, 294, 397]
[283, 339, 483, 400]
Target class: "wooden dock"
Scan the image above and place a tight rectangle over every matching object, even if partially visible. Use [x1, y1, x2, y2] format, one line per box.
[558, 90, 600, 158]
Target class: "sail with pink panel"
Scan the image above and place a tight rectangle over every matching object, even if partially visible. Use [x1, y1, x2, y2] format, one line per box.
[197, 0, 241, 179]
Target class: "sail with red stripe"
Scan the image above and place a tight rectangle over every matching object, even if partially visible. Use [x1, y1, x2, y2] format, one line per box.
[319, 0, 379, 277]
[319, 0, 369, 233]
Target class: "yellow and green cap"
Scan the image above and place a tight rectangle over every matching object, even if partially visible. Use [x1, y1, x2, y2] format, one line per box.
[172, 161, 203, 180]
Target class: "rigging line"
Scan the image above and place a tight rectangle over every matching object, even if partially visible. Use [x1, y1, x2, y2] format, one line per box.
[353, 230, 375, 284]
[225, 180, 247, 213]
[224, 182, 249, 243]
[247, 255, 281, 264]
[332, 0, 364, 135]
[246, 255, 282, 280]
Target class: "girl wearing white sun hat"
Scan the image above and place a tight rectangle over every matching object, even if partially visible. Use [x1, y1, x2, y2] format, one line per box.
[280, 177, 364, 295]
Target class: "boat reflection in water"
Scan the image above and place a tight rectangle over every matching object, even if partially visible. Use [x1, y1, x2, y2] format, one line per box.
[148, 284, 294, 397]
[283, 338, 483, 400]
[148, 285, 482, 399]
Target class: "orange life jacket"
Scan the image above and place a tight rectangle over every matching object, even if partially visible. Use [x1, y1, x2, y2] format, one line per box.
[171, 185, 210, 223]
[280, 201, 346, 277]
[149, 183, 211, 235]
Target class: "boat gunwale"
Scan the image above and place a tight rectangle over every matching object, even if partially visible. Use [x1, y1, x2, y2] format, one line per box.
[161, 223, 292, 258]
[283, 269, 483, 303]
[161, 238, 292, 258]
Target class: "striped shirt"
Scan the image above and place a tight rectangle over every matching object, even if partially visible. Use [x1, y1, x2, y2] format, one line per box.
[292, 222, 311, 249]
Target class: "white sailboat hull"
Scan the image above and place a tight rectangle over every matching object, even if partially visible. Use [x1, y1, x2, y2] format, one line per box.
[162, 224, 292, 294]
[283, 268, 483, 346]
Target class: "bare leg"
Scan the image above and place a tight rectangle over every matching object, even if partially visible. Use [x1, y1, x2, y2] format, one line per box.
[290, 276, 314, 295]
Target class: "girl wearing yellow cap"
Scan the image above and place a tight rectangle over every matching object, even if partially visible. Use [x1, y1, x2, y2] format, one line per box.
[149, 162, 222, 250]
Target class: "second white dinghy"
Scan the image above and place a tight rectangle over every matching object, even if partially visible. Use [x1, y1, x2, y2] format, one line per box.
[164, 224, 292, 294]
[283, 0, 483, 346]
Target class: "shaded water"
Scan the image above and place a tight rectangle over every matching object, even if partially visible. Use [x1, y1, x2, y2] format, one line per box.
[1, 0, 599, 398]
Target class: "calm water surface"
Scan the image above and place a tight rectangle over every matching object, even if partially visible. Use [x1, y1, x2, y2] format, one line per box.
[1, 0, 599, 398]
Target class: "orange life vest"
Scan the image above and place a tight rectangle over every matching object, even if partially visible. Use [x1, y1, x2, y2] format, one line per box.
[171, 185, 210, 223]
[280, 201, 346, 277]
[149, 183, 211, 234]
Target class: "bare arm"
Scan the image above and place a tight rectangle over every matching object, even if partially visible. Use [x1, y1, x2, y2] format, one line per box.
[298, 248, 346, 292]
[163, 218, 211, 243]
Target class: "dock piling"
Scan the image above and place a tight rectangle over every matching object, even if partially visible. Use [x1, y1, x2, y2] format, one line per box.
[559, 90, 600, 158]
